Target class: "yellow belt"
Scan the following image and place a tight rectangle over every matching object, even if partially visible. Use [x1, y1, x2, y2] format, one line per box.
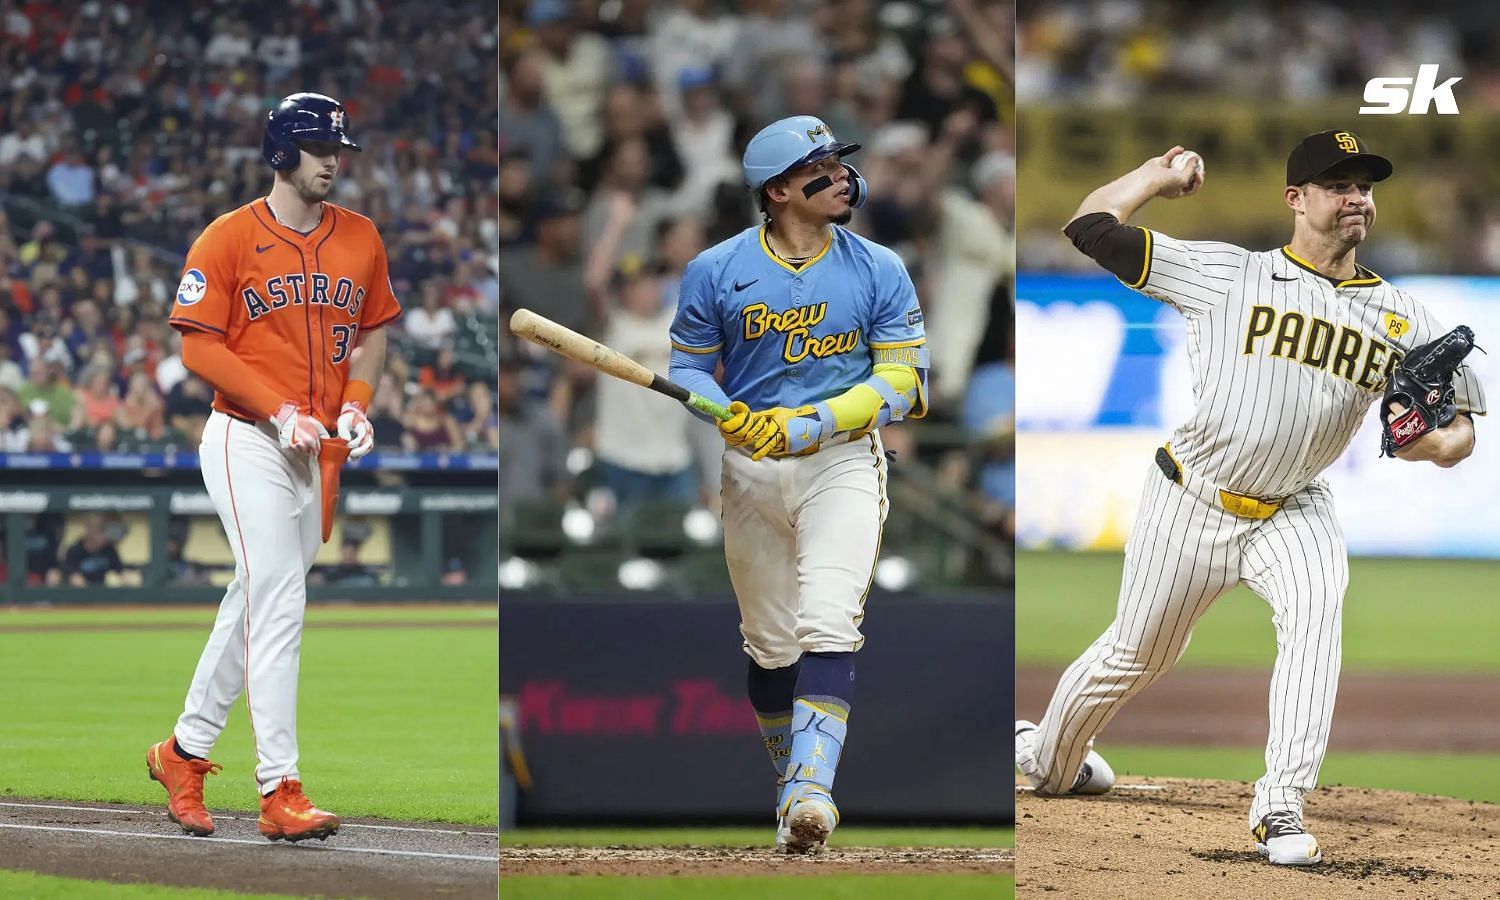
[1157, 444, 1281, 520]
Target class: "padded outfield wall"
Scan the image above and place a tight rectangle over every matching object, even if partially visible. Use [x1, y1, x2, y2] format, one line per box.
[1016, 274, 1500, 557]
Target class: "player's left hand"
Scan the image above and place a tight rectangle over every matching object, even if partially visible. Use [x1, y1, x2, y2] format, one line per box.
[761, 406, 824, 458]
[337, 401, 375, 460]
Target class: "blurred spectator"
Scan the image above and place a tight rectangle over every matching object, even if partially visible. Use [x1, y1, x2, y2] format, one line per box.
[440, 557, 468, 586]
[452, 379, 498, 449]
[419, 347, 467, 403]
[928, 150, 1015, 407]
[62, 514, 124, 587]
[165, 374, 213, 444]
[71, 365, 120, 429]
[897, 16, 998, 141]
[401, 389, 464, 452]
[531, 0, 613, 160]
[581, 140, 682, 276]
[25, 514, 63, 587]
[648, 0, 740, 117]
[165, 518, 209, 587]
[584, 205, 696, 508]
[46, 141, 96, 208]
[576, 82, 684, 197]
[117, 371, 166, 439]
[498, 194, 588, 329]
[315, 539, 380, 587]
[669, 68, 740, 214]
[18, 360, 74, 426]
[0, 387, 24, 451]
[367, 372, 408, 451]
[406, 283, 459, 351]
[497, 359, 569, 511]
[499, 47, 565, 185]
[0, 343, 23, 393]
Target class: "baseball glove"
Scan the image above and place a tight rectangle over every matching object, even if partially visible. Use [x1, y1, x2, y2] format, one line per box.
[1380, 325, 1477, 457]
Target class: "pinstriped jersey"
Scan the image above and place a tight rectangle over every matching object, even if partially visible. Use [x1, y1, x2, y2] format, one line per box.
[669, 224, 926, 410]
[1134, 232, 1487, 498]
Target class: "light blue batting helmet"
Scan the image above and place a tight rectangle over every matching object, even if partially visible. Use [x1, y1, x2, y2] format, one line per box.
[742, 115, 862, 193]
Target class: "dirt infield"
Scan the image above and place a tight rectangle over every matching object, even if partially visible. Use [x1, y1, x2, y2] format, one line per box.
[1017, 779, 1500, 899]
[499, 844, 1013, 876]
[0, 798, 497, 898]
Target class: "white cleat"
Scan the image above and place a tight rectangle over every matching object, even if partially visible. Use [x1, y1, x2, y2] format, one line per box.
[1016, 720, 1115, 796]
[778, 795, 837, 854]
[1253, 811, 1322, 866]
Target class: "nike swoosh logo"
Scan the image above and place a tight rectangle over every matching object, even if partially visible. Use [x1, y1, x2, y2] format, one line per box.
[734, 279, 758, 292]
[256, 243, 275, 254]
[1272, 274, 1297, 281]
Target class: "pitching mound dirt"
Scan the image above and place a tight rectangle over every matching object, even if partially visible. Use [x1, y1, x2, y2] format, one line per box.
[1018, 778, 1500, 899]
[499, 845, 1014, 876]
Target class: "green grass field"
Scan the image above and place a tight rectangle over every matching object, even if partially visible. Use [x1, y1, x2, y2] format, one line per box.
[0, 870, 292, 900]
[1018, 551, 1500, 672]
[0, 604, 498, 824]
[1018, 549, 1500, 802]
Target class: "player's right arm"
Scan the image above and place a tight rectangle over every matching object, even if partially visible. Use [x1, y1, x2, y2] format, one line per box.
[668, 256, 779, 457]
[1065, 147, 1241, 318]
[171, 220, 324, 453]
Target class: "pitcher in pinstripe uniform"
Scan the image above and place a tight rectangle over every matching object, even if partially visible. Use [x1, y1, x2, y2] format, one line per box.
[1015, 131, 1486, 866]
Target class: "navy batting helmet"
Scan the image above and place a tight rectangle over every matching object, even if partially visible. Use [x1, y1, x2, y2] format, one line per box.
[263, 93, 362, 171]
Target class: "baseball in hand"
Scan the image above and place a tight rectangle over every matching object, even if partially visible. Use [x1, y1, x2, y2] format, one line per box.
[1173, 150, 1204, 178]
[1167, 150, 1204, 196]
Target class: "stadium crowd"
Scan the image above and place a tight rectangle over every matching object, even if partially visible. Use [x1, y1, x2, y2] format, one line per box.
[1017, 0, 1500, 274]
[498, 0, 1017, 569]
[0, 0, 499, 456]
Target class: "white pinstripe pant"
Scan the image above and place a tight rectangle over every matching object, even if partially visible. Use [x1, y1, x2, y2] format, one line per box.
[1030, 461, 1348, 826]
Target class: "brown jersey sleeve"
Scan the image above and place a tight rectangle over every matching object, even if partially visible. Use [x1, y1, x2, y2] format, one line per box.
[169, 217, 239, 337]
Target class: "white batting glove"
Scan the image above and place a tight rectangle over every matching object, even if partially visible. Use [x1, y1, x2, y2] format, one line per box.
[272, 401, 328, 455]
[336, 401, 375, 460]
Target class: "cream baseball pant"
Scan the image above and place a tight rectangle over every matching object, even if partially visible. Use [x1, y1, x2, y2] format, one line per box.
[721, 433, 889, 668]
[1028, 459, 1348, 826]
[174, 411, 323, 793]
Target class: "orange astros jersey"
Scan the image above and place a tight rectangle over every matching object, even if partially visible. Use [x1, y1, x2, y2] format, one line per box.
[169, 199, 403, 425]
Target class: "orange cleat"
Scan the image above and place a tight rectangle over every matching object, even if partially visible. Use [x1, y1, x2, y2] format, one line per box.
[146, 738, 223, 836]
[258, 778, 340, 842]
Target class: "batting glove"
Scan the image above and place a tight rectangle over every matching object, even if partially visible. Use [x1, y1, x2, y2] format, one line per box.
[336, 401, 375, 460]
[719, 401, 780, 458]
[762, 406, 825, 457]
[272, 402, 329, 455]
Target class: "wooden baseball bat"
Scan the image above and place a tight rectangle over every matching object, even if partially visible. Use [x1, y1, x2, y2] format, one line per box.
[508, 308, 733, 422]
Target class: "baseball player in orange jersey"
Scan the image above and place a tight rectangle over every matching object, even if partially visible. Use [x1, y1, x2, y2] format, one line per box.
[146, 93, 401, 841]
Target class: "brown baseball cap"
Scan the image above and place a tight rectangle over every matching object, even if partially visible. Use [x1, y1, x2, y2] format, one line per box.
[1286, 130, 1393, 186]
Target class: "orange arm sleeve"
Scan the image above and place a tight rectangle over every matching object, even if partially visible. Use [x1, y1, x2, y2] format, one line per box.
[341, 379, 374, 408]
[180, 331, 289, 420]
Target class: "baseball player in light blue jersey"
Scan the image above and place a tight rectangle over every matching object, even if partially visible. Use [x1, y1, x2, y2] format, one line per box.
[668, 115, 929, 853]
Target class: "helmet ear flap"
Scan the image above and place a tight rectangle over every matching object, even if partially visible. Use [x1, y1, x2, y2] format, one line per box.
[263, 129, 300, 171]
[843, 163, 868, 209]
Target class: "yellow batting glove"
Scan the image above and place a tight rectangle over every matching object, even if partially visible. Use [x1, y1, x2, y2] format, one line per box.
[762, 406, 823, 458]
[745, 410, 786, 461]
[720, 401, 775, 450]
